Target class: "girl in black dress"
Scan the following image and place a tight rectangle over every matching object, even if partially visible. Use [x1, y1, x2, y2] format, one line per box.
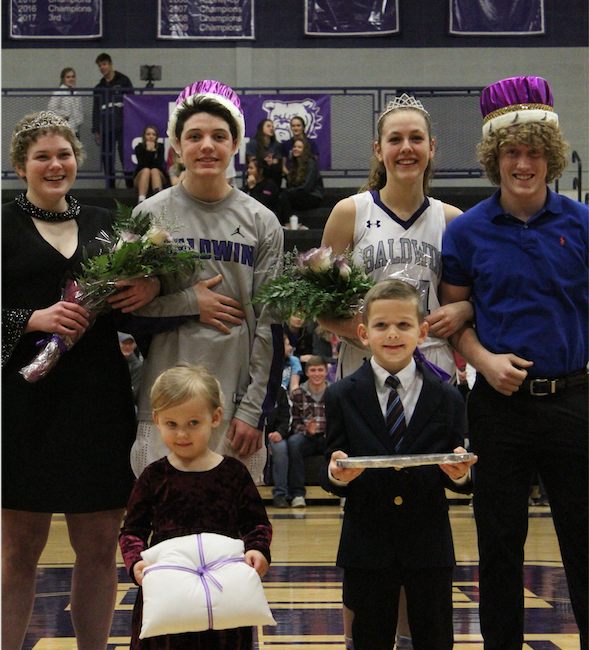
[134, 124, 169, 203]
[2, 110, 160, 650]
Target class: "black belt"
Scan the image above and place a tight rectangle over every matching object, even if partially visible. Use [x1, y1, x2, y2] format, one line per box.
[519, 370, 588, 396]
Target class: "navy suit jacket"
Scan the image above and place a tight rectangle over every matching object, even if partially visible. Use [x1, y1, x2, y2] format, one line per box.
[319, 361, 469, 570]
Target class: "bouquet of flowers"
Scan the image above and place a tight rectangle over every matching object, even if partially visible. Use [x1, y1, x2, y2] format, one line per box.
[252, 246, 375, 323]
[254, 247, 452, 382]
[20, 202, 199, 383]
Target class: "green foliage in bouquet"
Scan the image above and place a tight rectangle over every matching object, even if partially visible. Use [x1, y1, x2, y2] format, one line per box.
[19, 202, 203, 383]
[77, 201, 201, 304]
[253, 246, 375, 323]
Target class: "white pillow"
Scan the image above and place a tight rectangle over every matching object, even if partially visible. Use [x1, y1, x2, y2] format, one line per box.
[139, 532, 276, 639]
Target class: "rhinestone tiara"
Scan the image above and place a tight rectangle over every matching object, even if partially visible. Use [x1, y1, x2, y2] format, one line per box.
[378, 93, 430, 125]
[13, 111, 71, 140]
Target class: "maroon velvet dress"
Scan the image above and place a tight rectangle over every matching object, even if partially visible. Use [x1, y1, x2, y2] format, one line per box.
[119, 455, 272, 650]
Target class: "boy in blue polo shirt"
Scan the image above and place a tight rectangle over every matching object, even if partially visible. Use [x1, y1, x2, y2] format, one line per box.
[441, 76, 588, 650]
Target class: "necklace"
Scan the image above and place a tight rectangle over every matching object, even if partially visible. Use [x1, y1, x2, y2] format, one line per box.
[16, 193, 81, 223]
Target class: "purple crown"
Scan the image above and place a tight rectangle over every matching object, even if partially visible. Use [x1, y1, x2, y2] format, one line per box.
[480, 76, 557, 136]
[175, 80, 242, 114]
[167, 79, 245, 151]
[481, 76, 553, 118]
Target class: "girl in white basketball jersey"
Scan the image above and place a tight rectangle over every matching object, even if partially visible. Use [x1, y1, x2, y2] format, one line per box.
[320, 95, 472, 382]
[320, 95, 473, 650]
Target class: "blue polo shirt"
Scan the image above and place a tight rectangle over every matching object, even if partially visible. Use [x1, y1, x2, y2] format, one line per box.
[442, 189, 588, 378]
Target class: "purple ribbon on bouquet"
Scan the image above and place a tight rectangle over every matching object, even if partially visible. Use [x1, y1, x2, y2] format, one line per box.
[143, 534, 245, 630]
[36, 334, 70, 354]
[413, 348, 452, 383]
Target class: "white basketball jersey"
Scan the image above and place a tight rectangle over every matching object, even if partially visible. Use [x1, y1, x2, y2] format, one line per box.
[337, 190, 454, 379]
[352, 190, 445, 316]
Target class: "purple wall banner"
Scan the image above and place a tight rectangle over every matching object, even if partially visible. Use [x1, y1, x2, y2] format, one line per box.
[10, 0, 102, 39]
[305, 0, 399, 36]
[124, 93, 331, 172]
[449, 0, 544, 35]
[158, 0, 253, 40]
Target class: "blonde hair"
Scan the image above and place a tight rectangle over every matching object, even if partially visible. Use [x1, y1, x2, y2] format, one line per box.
[359, 107, 435, 194]
[477, 121, 569, 186]
[362, 279, 424, 324]
[151, 364, 224, 414]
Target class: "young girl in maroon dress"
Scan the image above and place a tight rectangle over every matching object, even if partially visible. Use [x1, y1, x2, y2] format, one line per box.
[119, 364, 272, 649]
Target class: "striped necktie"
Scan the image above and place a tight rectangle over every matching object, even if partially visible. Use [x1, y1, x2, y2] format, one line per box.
[386, 375, 406, 449]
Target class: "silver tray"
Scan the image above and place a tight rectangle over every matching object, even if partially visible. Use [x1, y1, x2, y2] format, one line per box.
[336, 452, 474, 469]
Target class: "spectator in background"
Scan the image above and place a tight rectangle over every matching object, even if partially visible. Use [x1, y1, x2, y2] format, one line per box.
[283, 136, 324, 218]
[282, 116, 319, 175]
[243, 157, 281, 218]
[47, 68, 83, 138]
[284, 315, 315, 363]
[284, 316, 335, 382]
[118, 332, 143, 404]
[266, 385, 292, 508]
[287, 356, 331, 508]
[133, 125, 168, 204]
[167, 147, 186, 186]
[246, 119, 283, 187]
[92, 53, 134, 189]
[313, 324, 336, 362]
[282, 332, 303, 396]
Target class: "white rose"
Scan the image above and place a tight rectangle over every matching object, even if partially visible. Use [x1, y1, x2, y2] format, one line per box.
[334, 257, 351, 279]
[145, 227, 171, 246]
[302, 246, 332, 273]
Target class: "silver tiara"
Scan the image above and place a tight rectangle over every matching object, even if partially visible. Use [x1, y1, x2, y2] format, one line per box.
[378, 94, 430, 124]
[13, 111, 71, 140]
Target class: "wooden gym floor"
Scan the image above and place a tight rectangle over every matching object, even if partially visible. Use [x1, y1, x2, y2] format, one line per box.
[22, 488, 581, 649]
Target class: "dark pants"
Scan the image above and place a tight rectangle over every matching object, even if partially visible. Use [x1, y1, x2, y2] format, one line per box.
[287, 433, 325, 498]
[343, 565, 454, 650]
[468, 376, 588, 650]
[282, 189, 322, 220]
[101, 127, 132, 188]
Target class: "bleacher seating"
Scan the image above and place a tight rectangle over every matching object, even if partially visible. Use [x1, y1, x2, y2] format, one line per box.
[1, 186, 495, 255]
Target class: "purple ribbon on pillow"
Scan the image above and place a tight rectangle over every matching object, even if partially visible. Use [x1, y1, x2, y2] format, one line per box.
[143, 534, 245, 630]
[413, 348, 452, 383]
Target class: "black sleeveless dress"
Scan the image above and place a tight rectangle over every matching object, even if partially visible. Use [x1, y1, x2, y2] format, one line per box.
[2, 201, 136, 513]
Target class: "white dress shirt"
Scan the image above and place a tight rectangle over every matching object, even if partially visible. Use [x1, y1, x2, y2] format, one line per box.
[371, 357, 422, 424]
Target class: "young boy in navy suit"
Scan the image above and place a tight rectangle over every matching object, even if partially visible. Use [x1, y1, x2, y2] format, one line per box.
[320, 279, 477, 650]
